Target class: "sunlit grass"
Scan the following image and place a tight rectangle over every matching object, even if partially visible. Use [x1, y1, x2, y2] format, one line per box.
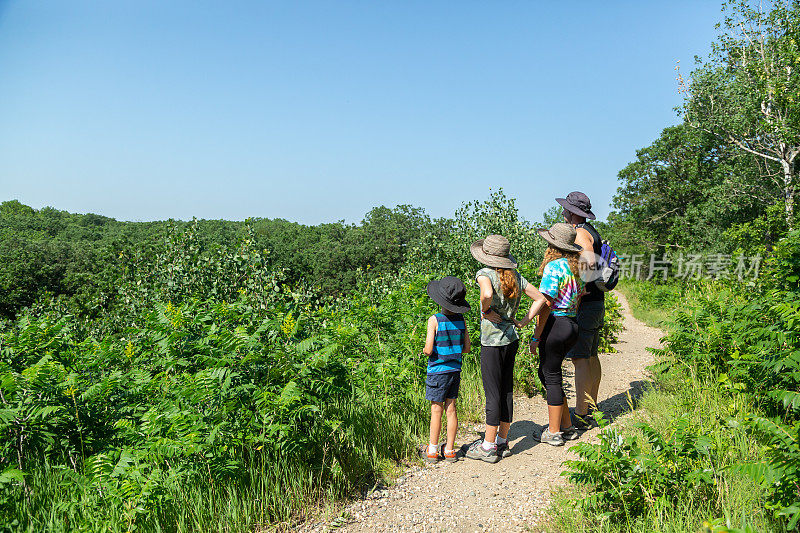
[543, 279, 778, 533]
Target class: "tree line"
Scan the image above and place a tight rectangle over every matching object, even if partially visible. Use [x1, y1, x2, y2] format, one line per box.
[607, 0, 800, 259]
[0, 200, 437, 321]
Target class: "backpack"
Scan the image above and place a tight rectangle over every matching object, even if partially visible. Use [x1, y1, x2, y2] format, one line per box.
[595, 240, 620, 292]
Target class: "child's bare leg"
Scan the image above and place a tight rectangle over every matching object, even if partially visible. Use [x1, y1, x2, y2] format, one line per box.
[498, 421, 511, 440]
[444, 398, 457, 451]
[429, 402, 444, 448]
[547, 405, 564, 434]
[484, 424, 498, 443]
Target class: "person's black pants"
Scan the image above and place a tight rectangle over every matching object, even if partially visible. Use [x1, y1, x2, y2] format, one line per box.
[538, 315, 579, 406]
[480, 341, 518, 426]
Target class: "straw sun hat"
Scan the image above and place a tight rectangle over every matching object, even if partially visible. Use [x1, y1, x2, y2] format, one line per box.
[536, 223, 582, 253]
[470, 234, 518, 269]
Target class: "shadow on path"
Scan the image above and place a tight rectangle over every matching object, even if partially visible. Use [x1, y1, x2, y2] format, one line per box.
[505, 378, 653, 455]
[594, 378, 651, 424]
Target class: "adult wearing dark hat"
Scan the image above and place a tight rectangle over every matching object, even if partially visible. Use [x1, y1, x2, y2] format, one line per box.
[557, 191, 605, 429]
[465, 235, 548, 463]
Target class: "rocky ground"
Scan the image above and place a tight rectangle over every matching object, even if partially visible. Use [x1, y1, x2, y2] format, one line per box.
[304, 291, 664, 533]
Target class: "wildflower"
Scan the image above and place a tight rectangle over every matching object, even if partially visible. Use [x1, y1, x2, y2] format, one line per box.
[281, 314, 296, 337]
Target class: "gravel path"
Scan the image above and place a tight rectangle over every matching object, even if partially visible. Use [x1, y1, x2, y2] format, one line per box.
[311, 291, 663, 533]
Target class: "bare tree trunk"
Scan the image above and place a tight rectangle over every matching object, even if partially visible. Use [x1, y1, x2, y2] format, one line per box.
[783, 160, 796, 229]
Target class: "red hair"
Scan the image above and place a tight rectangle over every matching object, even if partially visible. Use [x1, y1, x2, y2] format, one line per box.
[496, 268, 519, 299]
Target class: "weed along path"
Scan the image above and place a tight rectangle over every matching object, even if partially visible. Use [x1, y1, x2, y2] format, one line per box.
[323, 292, 663, 533]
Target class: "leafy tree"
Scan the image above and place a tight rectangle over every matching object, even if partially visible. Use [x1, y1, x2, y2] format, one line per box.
[405, 189, 545, 281]
[540, 206, 563, 227]
[610, 124, 774, 254]
[682, 0, 800, 227]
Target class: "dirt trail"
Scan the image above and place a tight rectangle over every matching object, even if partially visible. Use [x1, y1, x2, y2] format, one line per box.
[321, 291, 663, 533]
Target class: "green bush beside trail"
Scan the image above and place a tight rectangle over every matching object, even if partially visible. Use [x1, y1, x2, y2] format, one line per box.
[550, 231, 800, 532]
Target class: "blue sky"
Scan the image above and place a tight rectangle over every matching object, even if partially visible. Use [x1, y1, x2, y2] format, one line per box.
[0, 1, 722, 224]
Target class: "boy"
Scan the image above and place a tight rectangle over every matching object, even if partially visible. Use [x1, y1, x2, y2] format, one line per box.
[422, 276, 472, 463]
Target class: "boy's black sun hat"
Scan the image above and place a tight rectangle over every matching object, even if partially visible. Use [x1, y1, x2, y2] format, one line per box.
[426, 276, 471, 314]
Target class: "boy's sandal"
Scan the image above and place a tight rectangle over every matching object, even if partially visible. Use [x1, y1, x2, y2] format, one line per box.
[419, 444, 440, 463]
[439, 442, 459, 462]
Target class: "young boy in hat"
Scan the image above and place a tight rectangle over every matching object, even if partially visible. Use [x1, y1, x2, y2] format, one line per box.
[422, 276, 472, 463]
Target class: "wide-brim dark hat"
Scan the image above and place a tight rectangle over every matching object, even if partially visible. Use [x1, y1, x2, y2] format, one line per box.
[470, 234, 518, 269]
[556, 191, 596, 220]
[427, 276, 471, 313]
[536, 223, 583, 253]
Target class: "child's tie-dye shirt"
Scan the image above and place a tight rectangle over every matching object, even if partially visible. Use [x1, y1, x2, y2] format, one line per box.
[538, 258, 583, 317]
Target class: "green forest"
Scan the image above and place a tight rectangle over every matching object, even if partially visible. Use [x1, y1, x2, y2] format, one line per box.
[2, 1, 800, 531]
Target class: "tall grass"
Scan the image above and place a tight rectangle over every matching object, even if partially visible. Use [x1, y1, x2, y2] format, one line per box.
[546, 279, 781, 533]
[616, 279, 684, 329]
[548, 364, 773, 533]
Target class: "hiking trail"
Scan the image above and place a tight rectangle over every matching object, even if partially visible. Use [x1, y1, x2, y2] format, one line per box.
[311, 291, 663, 533]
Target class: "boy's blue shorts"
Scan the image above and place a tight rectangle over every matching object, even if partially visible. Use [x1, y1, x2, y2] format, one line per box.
[425, 371, 461, 402]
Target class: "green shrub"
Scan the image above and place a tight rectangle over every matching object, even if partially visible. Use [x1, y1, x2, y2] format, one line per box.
[555, 230, 800, 531]
[599, 292, 624, 354]
[0, 221, 493, 531]
[564, 414, 718, 523]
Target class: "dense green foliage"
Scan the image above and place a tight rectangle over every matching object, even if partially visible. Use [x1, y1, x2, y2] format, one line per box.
[0, 205, 410, 530]
[0, 191, 624, 531]
[683, 0, 800, 227]
[607, 0, 800, 257]
[0, 200, 435, 322]
[553, 231, 800, 531]
[609, 124, 777, 255]
[552, 3, 800, 530]
[0, 220, 475, 531]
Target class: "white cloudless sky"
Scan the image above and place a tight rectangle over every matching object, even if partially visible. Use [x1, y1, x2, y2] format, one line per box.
[0, 1, 723, 224]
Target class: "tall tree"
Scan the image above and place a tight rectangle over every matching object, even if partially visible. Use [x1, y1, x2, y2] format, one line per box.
[682, 0, 800, 226]
[610, 124, 772, 254]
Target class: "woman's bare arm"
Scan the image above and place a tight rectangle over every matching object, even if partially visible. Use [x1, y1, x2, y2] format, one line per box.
[476, 275, 501, 324]
[515, 283, 548, 328]
[529, 295, 553, 353]
[575, 227, 595, 276]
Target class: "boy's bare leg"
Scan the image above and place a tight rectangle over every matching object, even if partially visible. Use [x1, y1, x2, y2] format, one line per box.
[429, 402, 444, 448]
[444, 398, 457, 451]
[498, 421, 510, 440]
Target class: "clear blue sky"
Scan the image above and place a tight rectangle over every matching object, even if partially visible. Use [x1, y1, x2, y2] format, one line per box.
[0, 1, 722, 224]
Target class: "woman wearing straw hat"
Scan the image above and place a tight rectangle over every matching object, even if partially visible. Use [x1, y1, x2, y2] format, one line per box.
[465, 235, 548, 463]
[529, 223, 585, 446]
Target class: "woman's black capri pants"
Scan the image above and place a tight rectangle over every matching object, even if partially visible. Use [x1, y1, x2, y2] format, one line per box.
[538, 315, 579, 406]
[480, 340, 519, 426]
